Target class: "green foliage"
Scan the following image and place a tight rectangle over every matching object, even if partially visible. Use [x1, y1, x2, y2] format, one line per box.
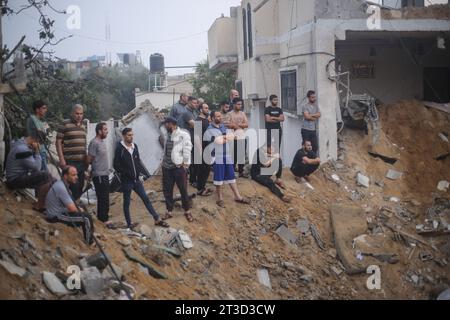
[6, 64, 149, 137]
[189, 60, 236, 109]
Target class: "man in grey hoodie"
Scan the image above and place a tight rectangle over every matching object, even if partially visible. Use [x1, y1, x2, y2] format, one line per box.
[5, 135, 53, 211]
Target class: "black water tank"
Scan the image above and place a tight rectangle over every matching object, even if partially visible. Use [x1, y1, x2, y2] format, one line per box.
[150, 53, 165, 73]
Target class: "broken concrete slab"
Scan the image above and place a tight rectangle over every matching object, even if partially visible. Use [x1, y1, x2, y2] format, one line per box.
[178, 230, 193, 249]
[86, 252, 110, 271]
[101, 263, 123, 281]
[330, 266, 343, 276]
[42, 271, 70, 296]
[437, 181, 449, 192]
[81, 267, 106, 296]
[0, 259, 27, 277]
[356, 173, 370, 188]
[296, 219, 310, 234]
[386, 169, 403, 180]
[438, 133, 449, 143]
[275, 224, 298, 245]
[437, 288, 450, 300]
[116, 238, 132, 247]
[122, 247, 168, 279]
[139, 224, 153, 238]
[330, 204, 368, 274]
[152, 245, 182, 258]
[256, 269, 271, 290]
[331, 174, 340, 182]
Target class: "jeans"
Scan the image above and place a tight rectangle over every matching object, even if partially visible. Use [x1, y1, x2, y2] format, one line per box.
[301, 129, 318, 153]
[67, 161, 86, 200]
[93, 175, 110, 223]
[162, 167, 191, 212]
[122, 179, 160, 227]
[40, 150, 48, 171]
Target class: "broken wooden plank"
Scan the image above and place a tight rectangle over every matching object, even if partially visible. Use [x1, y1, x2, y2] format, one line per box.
[383, 223, 436, 251]
[422, 101, 450, 115]
[416, 230, 450, 237]
[122, 247, 168, 279]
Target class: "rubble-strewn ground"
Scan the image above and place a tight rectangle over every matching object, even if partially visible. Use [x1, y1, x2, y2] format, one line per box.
[0, 100, 449, 300]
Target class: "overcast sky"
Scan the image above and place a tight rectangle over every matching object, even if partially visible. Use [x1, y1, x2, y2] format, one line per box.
[4, 0, 241, 75]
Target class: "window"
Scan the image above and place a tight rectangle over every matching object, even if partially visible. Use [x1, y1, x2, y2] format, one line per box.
[242, 8, 248, 60]
[351, 61, 375, 79]
[247, 3, 253, 58]
[280, 70, 297, 114]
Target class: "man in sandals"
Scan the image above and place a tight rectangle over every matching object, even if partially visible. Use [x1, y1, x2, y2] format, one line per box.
[161, 117, 194, 222]
[251, 145, 291, 203]
[204, 111, 250, 208]
[113, 128, 169, 229]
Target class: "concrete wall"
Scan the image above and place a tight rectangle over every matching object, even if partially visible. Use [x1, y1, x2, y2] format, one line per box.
[125, 112, 163, 175]
[336, 35, 450, 103]
[208, 15, 238, 69]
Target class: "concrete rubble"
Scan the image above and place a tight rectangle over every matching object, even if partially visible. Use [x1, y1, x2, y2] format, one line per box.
[256, 269, 272, 290]
[42, 271, 70, 297]
[386, 169, 403, 180]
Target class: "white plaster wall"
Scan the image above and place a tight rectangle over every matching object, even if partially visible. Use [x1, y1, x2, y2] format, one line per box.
[281, 115, 303, 166]
[125, 112, 163, 175]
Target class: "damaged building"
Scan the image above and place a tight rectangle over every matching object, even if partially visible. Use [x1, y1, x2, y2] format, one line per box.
[207, 0, 450, 164]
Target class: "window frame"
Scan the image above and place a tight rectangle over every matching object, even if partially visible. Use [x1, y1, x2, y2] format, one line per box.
[279, 66, 298, 115]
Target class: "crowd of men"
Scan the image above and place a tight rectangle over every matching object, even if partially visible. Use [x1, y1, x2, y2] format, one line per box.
[4, 89, 321, 245]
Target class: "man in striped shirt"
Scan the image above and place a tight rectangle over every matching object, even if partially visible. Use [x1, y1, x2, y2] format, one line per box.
[56, 104, 88, 200]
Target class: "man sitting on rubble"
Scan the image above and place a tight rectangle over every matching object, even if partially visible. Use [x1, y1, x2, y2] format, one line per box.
[291, 140, 321, 183]
[251, 145, 291, 203]
[5, 135, 53, 212]
[45, 166, 94, 245]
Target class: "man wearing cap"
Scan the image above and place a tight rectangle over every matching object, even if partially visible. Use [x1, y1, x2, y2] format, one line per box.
[161, 117, 194, 222]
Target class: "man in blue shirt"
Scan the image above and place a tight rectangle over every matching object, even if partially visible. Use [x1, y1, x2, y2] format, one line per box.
[204, 111, 250, 208]
[5, 135, 53, 212]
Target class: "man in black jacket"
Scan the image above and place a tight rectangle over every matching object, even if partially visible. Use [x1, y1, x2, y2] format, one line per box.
[113, 128, 169, 229]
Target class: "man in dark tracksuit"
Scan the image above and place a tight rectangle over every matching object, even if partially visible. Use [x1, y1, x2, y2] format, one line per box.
[113, 128, 169, 229]
[251, 145, 291, 203]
